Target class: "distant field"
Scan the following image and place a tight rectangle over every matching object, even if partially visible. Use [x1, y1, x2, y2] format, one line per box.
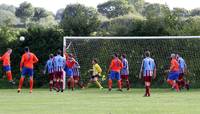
[0, 88, 199, 114]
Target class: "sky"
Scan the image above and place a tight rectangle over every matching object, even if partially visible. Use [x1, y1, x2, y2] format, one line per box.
[0, 0, 199, 14]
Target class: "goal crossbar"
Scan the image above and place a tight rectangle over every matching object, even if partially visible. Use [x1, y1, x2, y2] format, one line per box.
[64, 36, 200, 40]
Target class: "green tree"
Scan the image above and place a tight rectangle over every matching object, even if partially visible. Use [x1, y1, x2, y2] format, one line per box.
[143, 3, 170, 19]
[172, 8, 190, 17]
[128, 0, 145, 14]
[29, 15, 58, 28]
[32, 7, 49, 21]
[97, 14, 144, 36]
[55, 8, 64, 21]
[191, 8, 200, 16]
[0, 4, 16, 13]
[61, 4, 100, 36]
[0, 10, 18, 26]
[15, 2, 34, 27]
[97, 0, 135, 18]
[182, 16, 200, 35]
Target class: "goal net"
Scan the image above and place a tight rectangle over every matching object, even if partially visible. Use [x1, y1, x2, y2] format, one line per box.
[63, 36, 200, 88]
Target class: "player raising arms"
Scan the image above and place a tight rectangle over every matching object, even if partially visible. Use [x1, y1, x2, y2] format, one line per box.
[0, 48, 15, 84]
[166, 54, 180, 92]
[176, 54, 189, 90]
[87, 59, 103, 89]
[66, 53, 78, 91]
[139, 51, 156, 97]
[120, 54, 130, 91]
[53, 50, 65, 92]
[44, 54, 55, 91]
[18, 47, 39, 93]
[108, 53, 123, 91]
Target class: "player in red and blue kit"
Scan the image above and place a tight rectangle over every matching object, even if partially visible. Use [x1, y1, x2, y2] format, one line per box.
[53, 50, 65, 92]
[0, 48, 15, 85]
[120, 54, 130, 91]
[108, 53, 123, 91]
[176, 54, 189, 90]
[18, 47, 38, 93]
[139, 51, 156, 97]
[66, 54, 78, 91]
[167, 54, 180, 92]
[44, 54, 54, 91]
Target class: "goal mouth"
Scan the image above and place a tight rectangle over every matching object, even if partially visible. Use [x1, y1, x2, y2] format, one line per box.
[63, 36, 199, 88]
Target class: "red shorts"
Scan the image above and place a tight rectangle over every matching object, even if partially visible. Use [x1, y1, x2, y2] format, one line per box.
[73, 76, 80, 81]
[121, 75, 129, 80]
[178, 73, 184, 80]
[55, 71, 63, 79]
[144, 76, 152, 82]
[48, 73, 54, 81]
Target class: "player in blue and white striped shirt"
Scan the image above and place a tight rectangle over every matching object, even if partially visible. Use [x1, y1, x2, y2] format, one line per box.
[53, 50, 65, 92]
[139, 51, 156, 97]
[73, 62, 84, 89]
[176, 54, 189, 90]
[44, 54, 54, 91]
[120, 54, 130, 91]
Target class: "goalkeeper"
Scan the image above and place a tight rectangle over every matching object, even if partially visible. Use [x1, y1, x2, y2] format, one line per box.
[87, 59, 103, 89]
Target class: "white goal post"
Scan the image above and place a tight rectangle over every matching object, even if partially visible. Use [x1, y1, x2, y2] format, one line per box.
[62, 36, 200, 89]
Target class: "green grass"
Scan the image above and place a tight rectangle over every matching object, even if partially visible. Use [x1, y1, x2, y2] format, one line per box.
[0, 88, 200, 114]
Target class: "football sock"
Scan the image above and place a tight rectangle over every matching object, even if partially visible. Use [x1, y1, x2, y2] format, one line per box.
[108, 80, 112, 89]
[117, 80, 122, 90]
[95, 80, 103, 88]
[6, 71, 12, 81]
[18, 77, 24, 89]
[126, 80, 130, 90]
[30, 78, 33, 91]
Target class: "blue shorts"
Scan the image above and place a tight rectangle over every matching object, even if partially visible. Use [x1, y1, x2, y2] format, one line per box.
[109, 71, 121, 80]
[168, 71, 179, 80]
[67, 69, 73, 77]
[3, 66, 11, 72]
[64, 66, 68, 73]
[22, 67, 34, 77]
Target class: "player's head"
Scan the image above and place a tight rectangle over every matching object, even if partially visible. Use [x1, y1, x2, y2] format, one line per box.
[176, 54, 180, 60]
[145, 51, 150, 57]
[24, 47, 29, 52]
[113, 53, 118, 58]
[57, 49, 61, 55]
[121, 54, 126, 59]
[92, 58, 98, 64]
[171, 53, 176, 59]
[7, 48, 12, 54]
[68, 53, 73, 58]
[49, 54, 54, 59]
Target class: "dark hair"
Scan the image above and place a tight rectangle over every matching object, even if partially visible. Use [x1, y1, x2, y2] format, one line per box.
[57, 49, 61, 55]
[122, 54, 126, 58]
[24, 47, 29, 52]
[68, 53, 73, 57]
[114, 53, 118, 57]
[93, 58, 98, 63]
[145, 51, 150, 57]
[49, 54, 54, 58]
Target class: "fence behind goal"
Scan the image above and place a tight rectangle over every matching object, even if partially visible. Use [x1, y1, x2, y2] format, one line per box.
[63, 36, 200, 88]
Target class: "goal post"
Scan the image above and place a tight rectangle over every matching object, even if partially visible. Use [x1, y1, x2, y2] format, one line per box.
[63, 36, 200, 88]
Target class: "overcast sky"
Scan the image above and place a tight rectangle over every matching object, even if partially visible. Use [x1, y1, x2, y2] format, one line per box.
[0, 0, 199, 14]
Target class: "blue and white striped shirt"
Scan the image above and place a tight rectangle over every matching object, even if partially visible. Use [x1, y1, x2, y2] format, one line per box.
[45, 58, 54, 74]
[53, 55, 65, 72]
[143, 57, 155, 76]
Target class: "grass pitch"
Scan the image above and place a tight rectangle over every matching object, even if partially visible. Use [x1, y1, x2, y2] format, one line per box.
[0, 88, 199, 114]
